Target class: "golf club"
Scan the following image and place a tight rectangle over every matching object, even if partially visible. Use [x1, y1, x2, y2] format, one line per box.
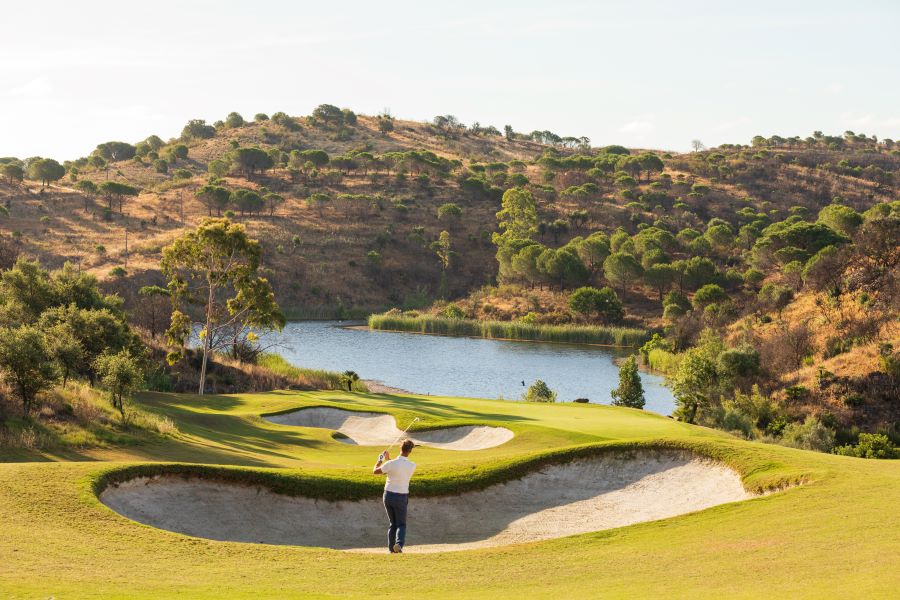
[381, 417, 419, 460]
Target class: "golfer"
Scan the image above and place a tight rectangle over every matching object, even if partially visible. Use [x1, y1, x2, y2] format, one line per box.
[373, 439, 416, 553]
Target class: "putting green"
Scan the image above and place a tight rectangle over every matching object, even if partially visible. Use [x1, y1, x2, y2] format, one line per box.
[0, 390, 898, 599]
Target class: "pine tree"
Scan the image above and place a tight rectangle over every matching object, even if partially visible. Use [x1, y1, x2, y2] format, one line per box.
[611, 355, 645, 409]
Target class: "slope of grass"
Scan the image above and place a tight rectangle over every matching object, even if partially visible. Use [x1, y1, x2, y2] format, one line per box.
[0, 389, 897, 598]
[368, 313, 648, 346]
[256, 353, 369, 392]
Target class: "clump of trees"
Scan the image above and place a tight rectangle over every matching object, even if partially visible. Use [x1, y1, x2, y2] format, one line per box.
[0, 260, 142, 418]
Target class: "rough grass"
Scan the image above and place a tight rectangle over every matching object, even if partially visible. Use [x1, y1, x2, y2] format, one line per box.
[0, 389, 897, 598]
[0, 382, 177, 455]
[368, 314, 648, 347]
[256, 353, 368, 392]
[646, 348, 682, 374]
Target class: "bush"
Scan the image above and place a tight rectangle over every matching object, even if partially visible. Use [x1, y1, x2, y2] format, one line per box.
[442, 304, 465, 319]
[524, 379, 556, 402]
[568, 286, 624, 323]
[833, 433, 897, 459]
[781, 416, 835, 452]
[717, 345, 760, 379]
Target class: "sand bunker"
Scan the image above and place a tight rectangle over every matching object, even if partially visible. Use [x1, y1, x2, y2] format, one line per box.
[101, 450, 752, 553]
[263, 407, 514, 451]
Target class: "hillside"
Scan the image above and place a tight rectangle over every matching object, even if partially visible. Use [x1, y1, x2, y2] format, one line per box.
[1, 108, 897, 448]
[2, 110, 895, 319]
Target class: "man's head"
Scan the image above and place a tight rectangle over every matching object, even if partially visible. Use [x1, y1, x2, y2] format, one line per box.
[401, 439, 415, 456]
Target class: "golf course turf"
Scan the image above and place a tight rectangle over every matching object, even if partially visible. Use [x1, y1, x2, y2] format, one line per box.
[1, 389, 898, 598]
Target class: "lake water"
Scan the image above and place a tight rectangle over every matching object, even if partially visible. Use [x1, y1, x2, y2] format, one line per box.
[265, 321, 676, 415]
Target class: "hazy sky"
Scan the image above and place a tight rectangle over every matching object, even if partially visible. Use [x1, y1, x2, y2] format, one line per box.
[1, 1, 898, 159]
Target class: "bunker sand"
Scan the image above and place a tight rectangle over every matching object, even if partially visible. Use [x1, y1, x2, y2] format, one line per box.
[101, 450, 753, 553]
[264, 407, 514, 451]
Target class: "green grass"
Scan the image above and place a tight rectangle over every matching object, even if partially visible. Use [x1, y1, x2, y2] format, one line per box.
[0, 388, 898, 598]
[256, 353, 369, 392]
[368, 314, 649, 346]
[646, 347, 682, 374]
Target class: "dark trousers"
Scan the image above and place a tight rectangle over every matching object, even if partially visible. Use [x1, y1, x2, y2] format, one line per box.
[383, 491, 408, 550]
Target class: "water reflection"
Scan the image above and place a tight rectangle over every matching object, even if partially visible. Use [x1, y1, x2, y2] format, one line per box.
[263, 321, 676, 415]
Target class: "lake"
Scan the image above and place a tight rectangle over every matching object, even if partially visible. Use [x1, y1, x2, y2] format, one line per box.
[265, 321, 676, 415]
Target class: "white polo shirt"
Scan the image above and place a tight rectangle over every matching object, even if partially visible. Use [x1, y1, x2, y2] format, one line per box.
[380, 455, 416, 494]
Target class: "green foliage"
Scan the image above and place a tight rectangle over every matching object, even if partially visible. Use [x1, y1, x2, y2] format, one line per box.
[256, 354, 368, 391]
[442, 303, 465, 319]
[603, 252, 643, 297]
[669, 329, 737, 423]
[493, 187, 538, 245]
[781, 416, 835, 452]
[437, 203, 462, 220]
[94, 141, 136, 162]
[369, 314, 647, 346]
[196, 185, 230, 216]
[717, 345, 760, 381]
[568, 286, 624, 323]
[524, 379, 557, 402]
[1, 162, 25, 184]
[161, 218, 285, 394]
[0, 325, 57, 416]
[611, 355, 645, 409]
[181, 119, 216, 140]
[693, 284, 727, 307]
[230, 147, 274, 178]
[224, 112, 245, 128]
[537, 246, 589, 289]
[758, 283, 793, 314]
[93, 350, 143, 419]
[833, 433, 897, 459]
[98, 181, 139, 212]
[802, 245, 844, 291]
[817, 203, 862, 236]
[26, 158, 65, 187]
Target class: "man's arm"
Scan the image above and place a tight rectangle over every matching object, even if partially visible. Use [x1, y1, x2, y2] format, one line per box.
[373, 451, 390, 475]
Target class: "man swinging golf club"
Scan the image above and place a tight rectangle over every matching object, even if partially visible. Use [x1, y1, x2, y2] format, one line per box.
[373, 437, 417, 553]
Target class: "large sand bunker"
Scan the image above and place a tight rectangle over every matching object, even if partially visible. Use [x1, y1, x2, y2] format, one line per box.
[263, 407, 514, 451]
[100, 450, 752, 553]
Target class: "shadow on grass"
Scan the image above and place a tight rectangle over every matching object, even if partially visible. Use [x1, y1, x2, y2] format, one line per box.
[138, 392, 244, 412]
[315, 392, 537, 425]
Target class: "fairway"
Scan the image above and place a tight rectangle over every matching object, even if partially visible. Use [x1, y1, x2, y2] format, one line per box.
[0, 389, 898, 598]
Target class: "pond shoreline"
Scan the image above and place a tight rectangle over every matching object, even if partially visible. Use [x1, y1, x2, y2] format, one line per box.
[264, 321, 676, 414]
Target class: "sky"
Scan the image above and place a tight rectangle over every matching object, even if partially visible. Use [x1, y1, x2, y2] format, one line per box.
[1, 0, 898, 160]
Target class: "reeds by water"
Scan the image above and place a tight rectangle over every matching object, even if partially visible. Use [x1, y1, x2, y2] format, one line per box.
[367, 314, 648, 347]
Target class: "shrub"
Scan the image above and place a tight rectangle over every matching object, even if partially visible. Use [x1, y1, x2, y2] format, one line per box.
[524, 380, 557, 403]
[437, 203, 462, 220]
[442, 304, 465, 319]
[568, 286, 624, 323]
[833, 433, 897, 459]
[781, 416, 835, 452]
[717, 345, 760, 379]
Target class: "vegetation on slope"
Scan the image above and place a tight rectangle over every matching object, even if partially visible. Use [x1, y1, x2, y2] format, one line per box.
[1, 107, 898, 451]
